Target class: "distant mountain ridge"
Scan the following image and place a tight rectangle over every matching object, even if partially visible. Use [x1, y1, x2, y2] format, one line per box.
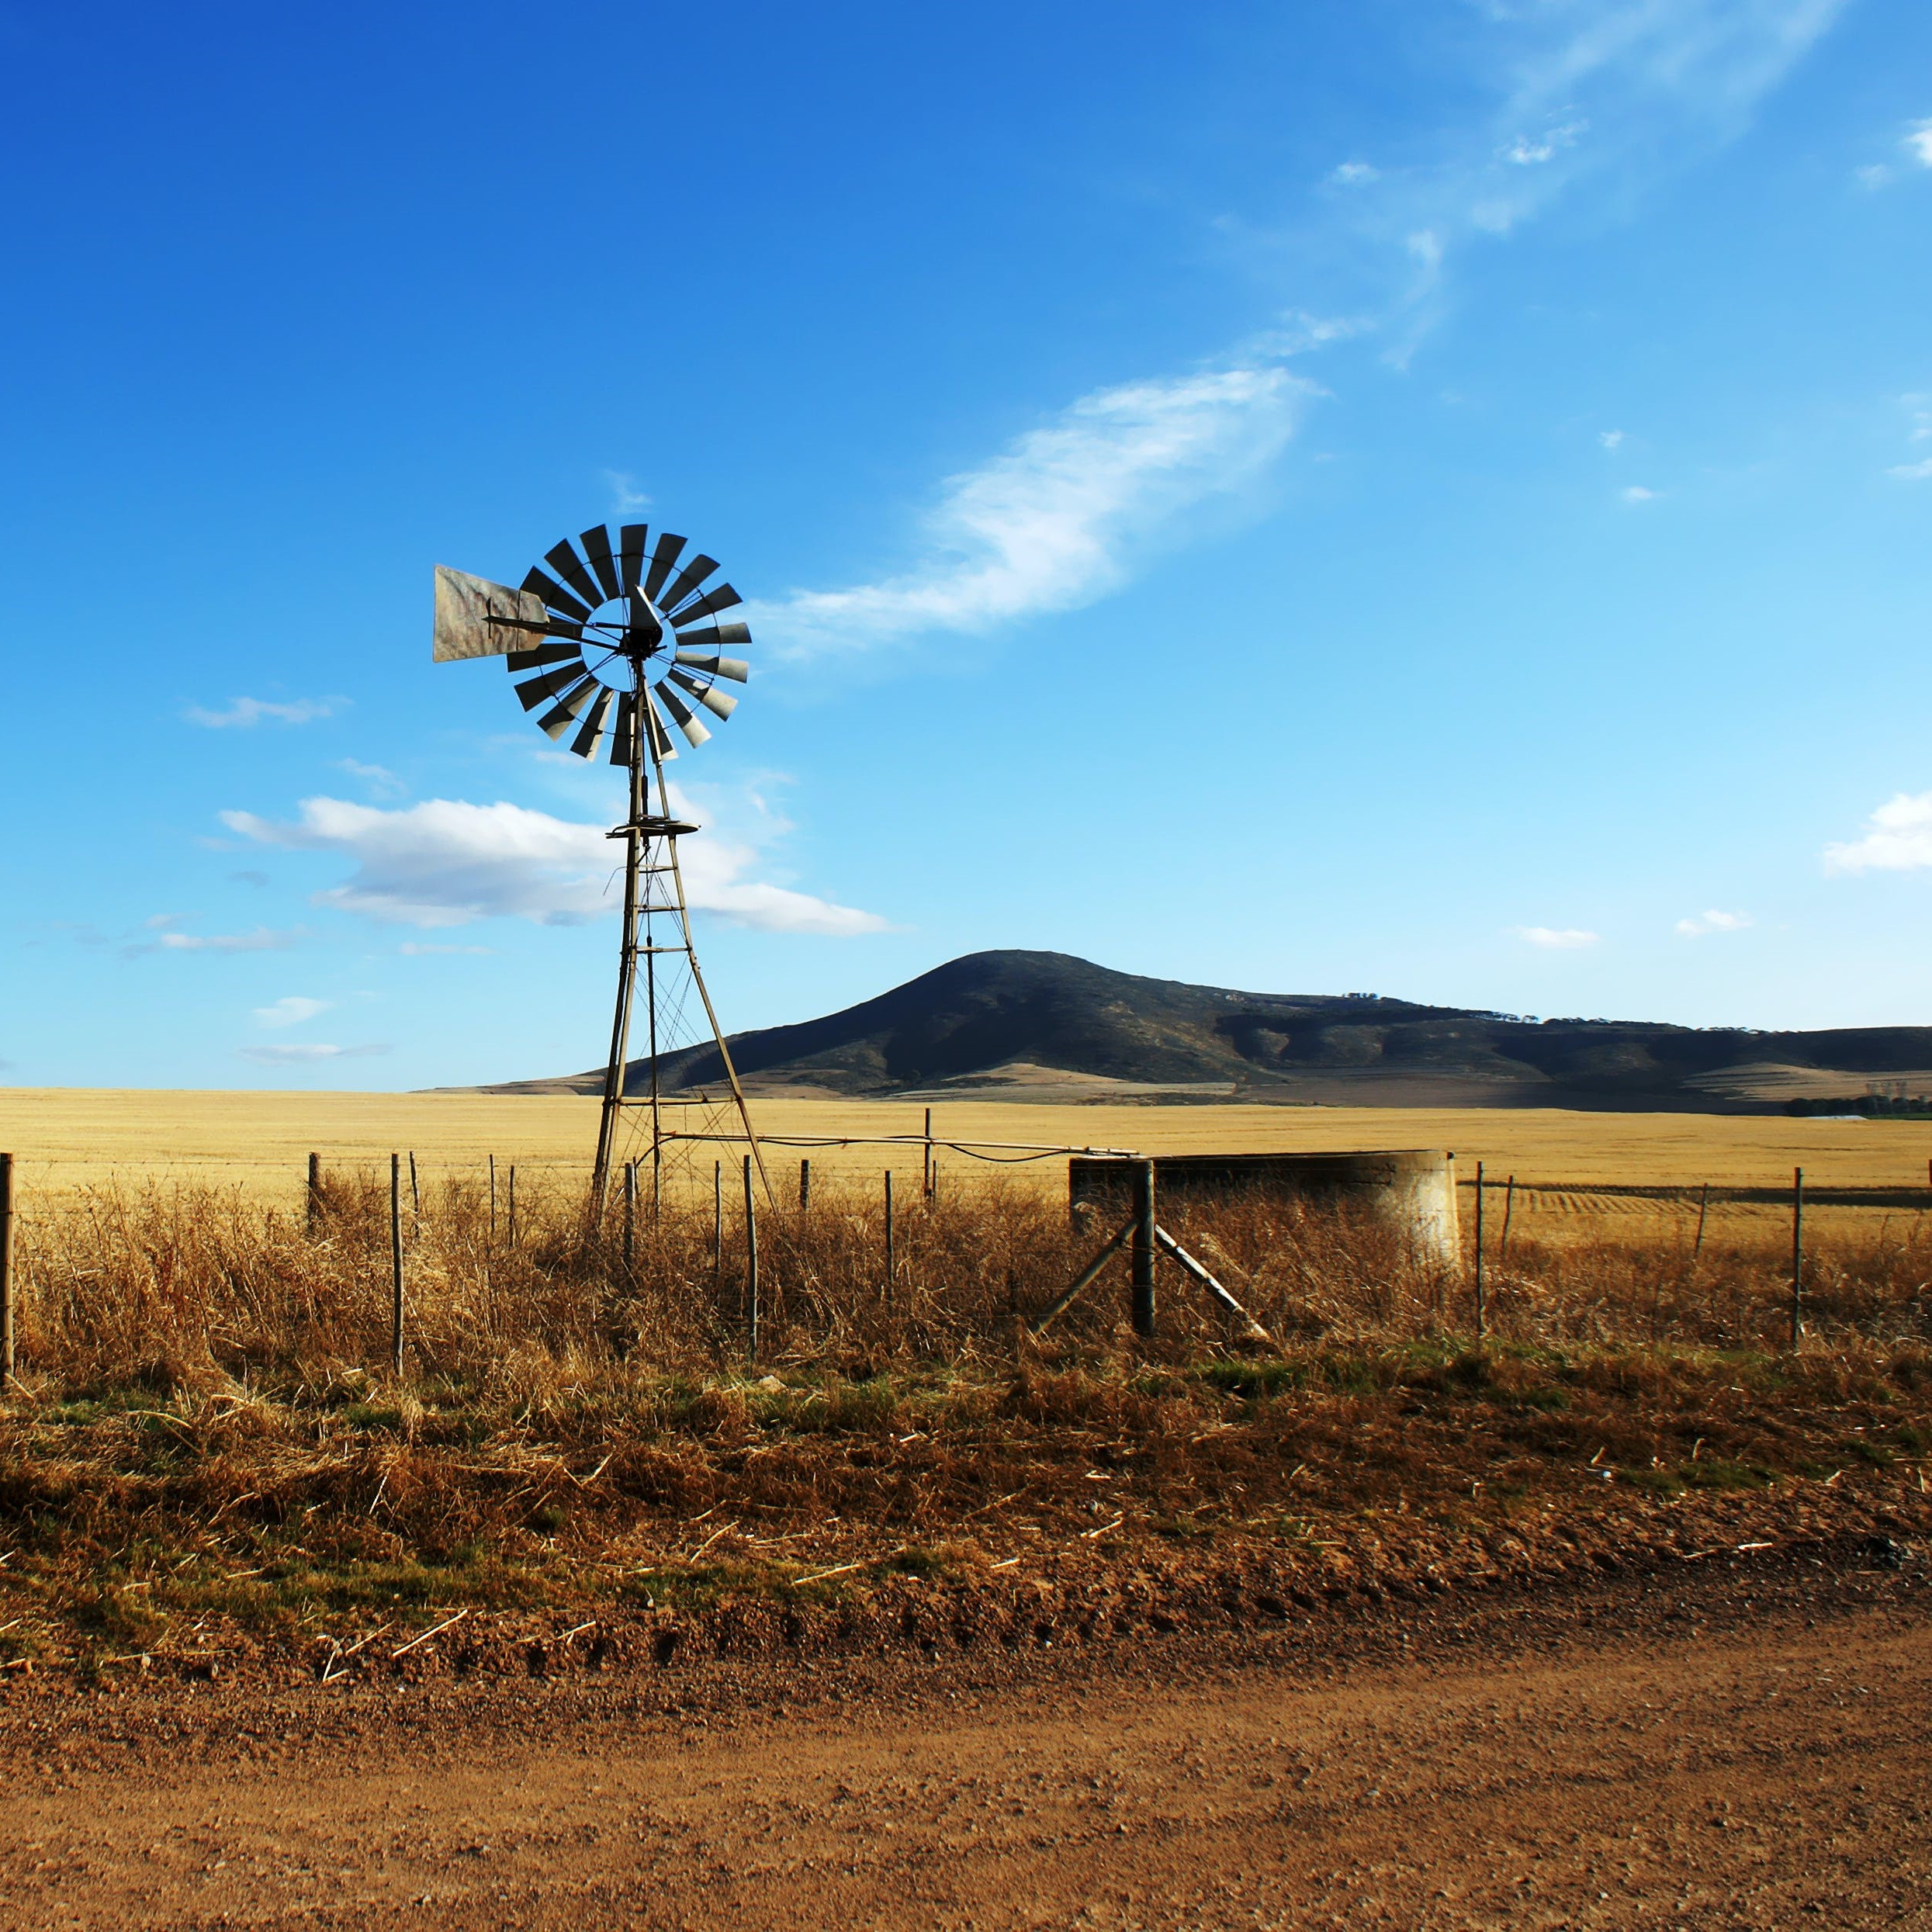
[477, 950, 1932, 1113]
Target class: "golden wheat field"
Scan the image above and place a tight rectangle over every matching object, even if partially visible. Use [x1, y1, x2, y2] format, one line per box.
[1, 1087, 1928, 1220]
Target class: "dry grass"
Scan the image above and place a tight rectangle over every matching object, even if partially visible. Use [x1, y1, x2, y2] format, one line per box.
[6, 1089, 1932, 1200]
[2, 1167, 1929, 1674]
[10, 1162, 1932, 1384]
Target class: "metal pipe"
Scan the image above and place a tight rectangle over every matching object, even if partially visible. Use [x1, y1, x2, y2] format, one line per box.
[592, 663, 649, 1207]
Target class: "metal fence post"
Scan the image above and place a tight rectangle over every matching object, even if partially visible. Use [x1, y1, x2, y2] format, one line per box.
[1130, 1158, 1156, 1338]
[743, 1153, 759, 1357]
[389, 1153, 404, 1376]
[1791, 1166, 1804, 1348]
[0, 1151, 16, 1385]
[1473, 1160, 1486, 1338]
[623, 1160, 636, 1279]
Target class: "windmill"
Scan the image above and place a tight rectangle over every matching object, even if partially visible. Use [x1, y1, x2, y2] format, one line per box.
[431, 522, 767, 1209]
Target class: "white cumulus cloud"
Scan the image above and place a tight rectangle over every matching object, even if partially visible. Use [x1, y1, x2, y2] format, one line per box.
[1888, 458, 1932, 482]
[1513, 926, 1600, 950]
[1908, 119, 1932, 167]
[748, 365, 1316, 656]
[185, 697, 341, 729]
[1621, 484, 1659, 502]
[1825, 792, 1932, 873]
[254, 995, 331, 1027]
[222, 797, 887, 937]
[1676, 909, 1752, 937]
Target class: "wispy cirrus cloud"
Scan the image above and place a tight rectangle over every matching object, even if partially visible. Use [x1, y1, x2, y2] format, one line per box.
[222, 796, 887, 937]
[1513, 926, 1600, 950]
[124, 924, 302, 958]
[751, 3, 1844, 660]
[1676, 909, 1752, 936]
[185, 696, 343, 729]
[254, 995, 331, 1027]
[1825, 792, 1932, 873]
[240, 1042, 390, 1065]
[750, 366, 1316, 657]
[337, 758, 405, 800]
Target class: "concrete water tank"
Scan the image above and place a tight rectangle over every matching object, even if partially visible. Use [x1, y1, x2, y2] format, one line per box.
[1068, 1149, 1460, 1269]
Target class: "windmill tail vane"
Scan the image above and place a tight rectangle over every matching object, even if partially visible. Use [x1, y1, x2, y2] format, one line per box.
[432, 522, 768, 1210]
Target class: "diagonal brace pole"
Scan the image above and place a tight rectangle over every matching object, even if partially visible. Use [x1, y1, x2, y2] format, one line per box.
[1029, 1216, 1136, 1334]
[1155, 1225, 1272, 1342]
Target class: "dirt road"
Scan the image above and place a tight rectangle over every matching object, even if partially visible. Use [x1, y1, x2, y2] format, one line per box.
[2, 1557, 1927, 1929]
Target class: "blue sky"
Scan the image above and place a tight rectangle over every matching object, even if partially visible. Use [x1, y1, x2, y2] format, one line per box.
[2, 0, 1930, 1089]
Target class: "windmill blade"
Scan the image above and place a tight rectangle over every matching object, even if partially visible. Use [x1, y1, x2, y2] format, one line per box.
[544, 538, 603, 611]
[670, 621, 751, 649]
[643, 690, 679, 761]
[514, 661, 590, 711]
[536, 675, 600, 739]
[431, 566, 556, 662]
[521, 566, 592, 628]
[658, 552, 719, 619]
[506, 639, 582, 673]
[642, 531, 687, 601]
[672, 650, 749, 683]
[608, 691, 635, 767]
[669, 667, 738, 720]
[569, 685, 614, 759]
[618, 523, 649, 593]
[580, 525, 623, 603]
[669, 583, 742, 629]
[653, 678, 713, 748]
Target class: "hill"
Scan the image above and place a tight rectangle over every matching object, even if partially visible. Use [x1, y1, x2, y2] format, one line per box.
[478, 950, 1932, 1112]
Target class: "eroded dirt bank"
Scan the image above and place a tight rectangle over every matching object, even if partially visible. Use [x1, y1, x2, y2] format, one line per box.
[2, 1546, 1927, 1929]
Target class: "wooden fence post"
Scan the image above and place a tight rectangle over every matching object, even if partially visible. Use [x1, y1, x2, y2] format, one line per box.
[923, 1108, 933, 1200]
[306, 1151, 322, 1237]
[1130, 1159, 1156, 1338]
[507, 1165, 518, 1248]
[885, 1171, 895, 1292]
[1473, 1160, 1486, 1338]
[743, 1153, 759, 1358]
[1498, 1173, 1515, 1265]
[389, 1153, 404, 1376]
[407, 1151, 421, 1224]
[799, 1158, 811, 1217]
[488, 1154, 497, 1241]
[1692, 1182, 1709, 1261]
[1790, 1166, 1804, 1348]
[0, 1151, 15, 1386]
[713, 1160, 723, 1279]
